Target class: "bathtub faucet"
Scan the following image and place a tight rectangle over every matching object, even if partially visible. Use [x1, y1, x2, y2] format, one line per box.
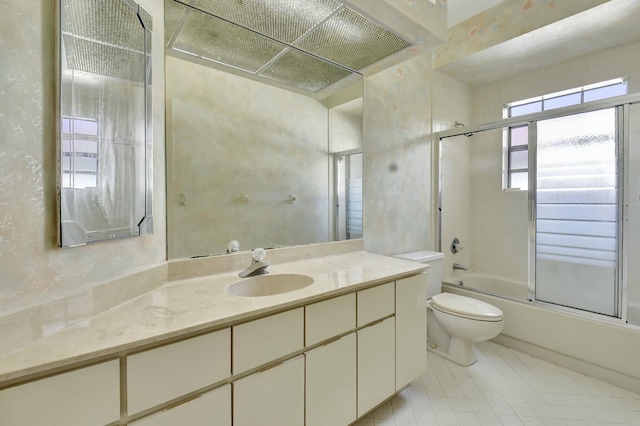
[453, 262, 468, 271]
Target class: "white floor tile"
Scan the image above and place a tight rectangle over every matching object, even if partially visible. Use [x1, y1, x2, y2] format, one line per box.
[349, 342, 640, 425]
[433, 409, 459, 425]
[454, 411, 481, 425]
[412, 406, 438, 424]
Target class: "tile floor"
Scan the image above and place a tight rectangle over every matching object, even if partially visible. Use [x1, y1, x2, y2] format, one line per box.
[354, 341, 640, 425]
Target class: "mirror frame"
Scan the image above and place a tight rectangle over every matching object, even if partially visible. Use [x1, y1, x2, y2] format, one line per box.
[56, 0, 154, 247]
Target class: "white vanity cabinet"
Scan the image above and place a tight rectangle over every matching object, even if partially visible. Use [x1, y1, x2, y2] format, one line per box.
[233, 355, 305, 426]
[0, 360, 120, 426]
[0, 267, 429, 426]
[395, 274, 428, 390]
[129, 384, 231, 426]
[127, 328, 231, 415]
[305, 333, 357, 426]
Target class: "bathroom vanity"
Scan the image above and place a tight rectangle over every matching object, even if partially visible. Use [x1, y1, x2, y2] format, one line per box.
[0, 251, 428, 425]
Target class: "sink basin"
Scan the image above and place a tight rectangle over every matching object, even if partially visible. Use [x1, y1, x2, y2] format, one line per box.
[226, 273, 315, 297]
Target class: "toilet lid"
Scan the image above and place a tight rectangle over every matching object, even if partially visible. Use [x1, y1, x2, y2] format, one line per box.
[431, 293, 504, 322]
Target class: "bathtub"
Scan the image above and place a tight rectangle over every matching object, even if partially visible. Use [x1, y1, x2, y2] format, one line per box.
[441, 276, 640, 394]
[443, 273, 528, 301]
[628, 302, 640, 326]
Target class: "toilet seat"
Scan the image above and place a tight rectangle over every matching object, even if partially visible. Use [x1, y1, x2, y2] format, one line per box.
[431, 293, 503, 322]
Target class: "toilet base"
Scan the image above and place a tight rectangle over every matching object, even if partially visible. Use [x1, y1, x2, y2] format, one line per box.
[427, 337, 477, 366]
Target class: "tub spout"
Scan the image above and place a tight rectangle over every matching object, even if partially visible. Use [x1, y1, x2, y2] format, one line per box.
[453, 263, 468, 271]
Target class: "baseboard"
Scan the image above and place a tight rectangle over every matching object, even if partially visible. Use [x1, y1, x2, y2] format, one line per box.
[493, 334, 640, 394]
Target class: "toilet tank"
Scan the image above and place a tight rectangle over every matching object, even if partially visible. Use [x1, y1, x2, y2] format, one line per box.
[393, 251, 444, 299]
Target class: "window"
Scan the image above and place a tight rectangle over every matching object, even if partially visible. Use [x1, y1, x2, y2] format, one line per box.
[61, 116, 99, 189]
[503, 78, 627, 190]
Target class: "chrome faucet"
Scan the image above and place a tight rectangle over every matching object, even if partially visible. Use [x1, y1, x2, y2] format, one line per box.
[453, 262, 468, 271]
[238, 248, 270, 278]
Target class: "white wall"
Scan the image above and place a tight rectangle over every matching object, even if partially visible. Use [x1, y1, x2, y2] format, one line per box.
[363, 53, 434, 256]
[472, 39, 640, 124]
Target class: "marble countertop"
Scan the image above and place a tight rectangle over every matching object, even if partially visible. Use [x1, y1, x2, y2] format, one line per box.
[0, 251, 426, 384]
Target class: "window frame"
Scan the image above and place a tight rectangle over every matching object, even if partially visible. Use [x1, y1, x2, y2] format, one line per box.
[503, 77, 628, 190]
[61, 115, 100, 189]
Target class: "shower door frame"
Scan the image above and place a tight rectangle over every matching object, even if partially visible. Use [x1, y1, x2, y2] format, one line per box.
[434, 92, 640, 325]
[528, 108, 623, 318]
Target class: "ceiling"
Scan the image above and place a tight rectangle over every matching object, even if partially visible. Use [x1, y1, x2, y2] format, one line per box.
[447, 0, 505, 28]
[437, 0, 640, 86]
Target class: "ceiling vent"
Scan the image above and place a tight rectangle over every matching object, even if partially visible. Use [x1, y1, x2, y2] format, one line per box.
[165, 0, 412, 95]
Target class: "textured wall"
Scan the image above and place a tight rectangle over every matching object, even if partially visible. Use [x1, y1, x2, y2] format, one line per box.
[363, 52, 433, 256]
[165, 56, 330, 258]
[432, 71, 473, 274]
[469, 130, 529, 281]
[0, 0, 166, 316]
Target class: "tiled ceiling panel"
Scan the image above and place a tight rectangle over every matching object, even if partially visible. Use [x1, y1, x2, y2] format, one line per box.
[164, 0, 413, 93]
[191, 0, 343, 44]
[295, 7, 412, 71]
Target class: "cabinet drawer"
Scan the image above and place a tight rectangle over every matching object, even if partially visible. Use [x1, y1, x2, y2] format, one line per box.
[357, 282, 395, 326]
[305, 293, 355, 346]
[233, 308, 303, 373]
[129, 384, 231, 426]
[127, 328, 231, 415]
[0, 360, 119, 426]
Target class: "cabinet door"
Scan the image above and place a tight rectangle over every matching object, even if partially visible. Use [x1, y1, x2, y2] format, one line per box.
[0, 360, 119, 426]
[127, 328, 231, 415]
[396, 274, 427, 390]
[129, 384, 231, 426]
[306, 333, 356, 426]
[233, 356, 304, 426]
[357, 317, 395, 417]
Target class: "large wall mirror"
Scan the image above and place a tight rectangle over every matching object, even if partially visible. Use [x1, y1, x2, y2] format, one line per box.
[163, 0, 383, 259]
[58, 0, 153, 247]
[165, 56, 363, 259]
[163, 0, 385, 259]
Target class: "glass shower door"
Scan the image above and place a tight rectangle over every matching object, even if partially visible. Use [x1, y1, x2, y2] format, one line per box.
[333, 151, 363, 240]
[534, 108, 620, 316]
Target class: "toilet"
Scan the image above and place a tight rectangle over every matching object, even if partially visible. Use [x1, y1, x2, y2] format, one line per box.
[394, 251, 504, 366]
